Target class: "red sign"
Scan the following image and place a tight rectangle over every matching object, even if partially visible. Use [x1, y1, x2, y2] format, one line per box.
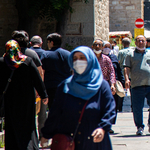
[135, 18, 144, 28]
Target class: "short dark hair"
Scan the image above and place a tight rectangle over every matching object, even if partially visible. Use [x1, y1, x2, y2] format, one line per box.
[146, 37, 150, 43]
[113, 40, 117, 44]
[12, 30, 29, 47]
[47, 33, 62, 47]
[122, 37, 131, 45]
[93, 39, 104, 46]
[135, 35, 146, 41]
[30, 35, 42, 45]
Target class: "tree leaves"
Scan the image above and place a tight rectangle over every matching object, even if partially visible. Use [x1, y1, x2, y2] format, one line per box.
[27, 0, 88, 21]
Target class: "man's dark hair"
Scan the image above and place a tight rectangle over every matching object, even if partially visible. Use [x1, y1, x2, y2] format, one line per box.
[47, 33, 62, 47]
[93, 39, 104, 46]
[113, 40, 117, 44]
[30, 36, 42, 45]
[135, 35, 146, 41]
[12, 30, 29, 47]
[122, 37, 131, 45]
[146, 37, 150, 43]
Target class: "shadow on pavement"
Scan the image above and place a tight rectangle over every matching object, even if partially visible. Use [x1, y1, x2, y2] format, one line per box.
[114, 134, 150, 138]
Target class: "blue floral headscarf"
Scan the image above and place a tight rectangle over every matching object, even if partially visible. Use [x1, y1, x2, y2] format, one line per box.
[63, 46, 103, 100]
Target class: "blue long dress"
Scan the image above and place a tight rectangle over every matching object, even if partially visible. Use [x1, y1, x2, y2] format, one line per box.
[41, 79, 116, 150]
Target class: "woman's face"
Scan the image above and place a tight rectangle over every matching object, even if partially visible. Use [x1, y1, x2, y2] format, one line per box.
[73, 52, 87, 62]
[104, 44, 111, 49]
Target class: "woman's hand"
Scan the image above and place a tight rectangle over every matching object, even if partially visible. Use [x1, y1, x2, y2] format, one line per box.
[91, 128, 105, 143]
[111, 85, 116, 95]
[42, 98, 48, 105]
[40, 137, 49, 148]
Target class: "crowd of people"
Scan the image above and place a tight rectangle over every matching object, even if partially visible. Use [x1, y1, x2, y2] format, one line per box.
[0, 30, 150, 150]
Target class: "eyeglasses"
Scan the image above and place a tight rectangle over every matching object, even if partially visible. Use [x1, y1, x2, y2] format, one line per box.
[93, 43, 102, 47]
[136, 39, 145, 43]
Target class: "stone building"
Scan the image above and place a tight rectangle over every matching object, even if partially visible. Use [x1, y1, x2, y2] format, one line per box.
[0, 0, 109, 55]
[0, 0, 18, 56]
[0, 0, 145, 55]
[61, 0, 109, 49]
[109, 0, 144, 37]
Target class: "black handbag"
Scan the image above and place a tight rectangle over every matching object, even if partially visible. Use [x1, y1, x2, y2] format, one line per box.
[0, 71, 14, 118]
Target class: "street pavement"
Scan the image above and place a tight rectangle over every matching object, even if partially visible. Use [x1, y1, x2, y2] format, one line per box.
[110, 96, 150, 150]
[0, 96, 150, 149]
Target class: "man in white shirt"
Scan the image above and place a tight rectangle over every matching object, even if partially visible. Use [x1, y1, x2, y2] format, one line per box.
[112, 40, 119, 56]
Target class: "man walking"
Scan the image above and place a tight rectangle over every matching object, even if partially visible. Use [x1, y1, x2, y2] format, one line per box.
[41, 33, 71, 110]
[118, 37, 132, 74]
[30, 35, 47, 140]
[124, 35, 150, 135]
[30, 35, 45, 60]
[117, 37, 132, 112]
[92, 39, 116, 95]
[112, 40, 119, 56]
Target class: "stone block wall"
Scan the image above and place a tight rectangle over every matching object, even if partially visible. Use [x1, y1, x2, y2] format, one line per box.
[109, 0, 144, 37]
[0, 0, 56, 55]
[28, 18, 56, 50]
[94, 0, 109, 41]
[0, 0, 18, 56]
[62, 0, 94, 49]
[0, 0, 110, 54]
[62, 0, 109, 50]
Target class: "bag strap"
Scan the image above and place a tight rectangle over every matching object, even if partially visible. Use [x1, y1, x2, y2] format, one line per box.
[71, 100, 89, 143]
[2, 71, 14, 95]
[0, 71, 14, 119]
[78, 100, 88, 123]
[1, 70, 14, 99]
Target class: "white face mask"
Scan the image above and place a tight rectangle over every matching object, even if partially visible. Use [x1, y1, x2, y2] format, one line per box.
[103, 48, 111, 55]
[93, 49, 102, 54]
[73, 60, 87, 74]
[136, 46, 145, 51]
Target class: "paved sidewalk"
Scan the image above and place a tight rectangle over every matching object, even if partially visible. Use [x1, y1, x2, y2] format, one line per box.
[0, 96, 150, 150]
[110, 96, 150, 150]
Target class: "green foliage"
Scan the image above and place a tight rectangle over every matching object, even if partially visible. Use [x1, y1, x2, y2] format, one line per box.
[65, 43, 74, 51]
[130, 38, 136, 47]
[0, 134, 4, 148]
[28, 0, 89, 21]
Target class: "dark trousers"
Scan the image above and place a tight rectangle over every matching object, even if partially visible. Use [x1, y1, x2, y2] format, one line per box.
[111, 94, 119, 124]
[117, 96, 124, 111]
[46, 87, 57, 110]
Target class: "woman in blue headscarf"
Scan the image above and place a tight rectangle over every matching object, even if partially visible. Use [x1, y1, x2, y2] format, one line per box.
[41, 46, 116, 150]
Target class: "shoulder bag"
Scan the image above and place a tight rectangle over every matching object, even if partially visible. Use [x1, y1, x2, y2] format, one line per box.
[115, 80, 125, 97]
[50, 100, 89, 150]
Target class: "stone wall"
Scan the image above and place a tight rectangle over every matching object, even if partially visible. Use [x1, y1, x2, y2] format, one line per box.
[0, 0, 109, 54]
[0, 0, 60, 54]
[62, 0, 94, 50]
[94, 0, 109, 40]
[109, 0, 144, 37]
[0, 0, 18, 56]
[62, 0, 109, 50]
[28, 18, 56, 50]
[0, 0, 56, 55]
[0, 0, 144, 54]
